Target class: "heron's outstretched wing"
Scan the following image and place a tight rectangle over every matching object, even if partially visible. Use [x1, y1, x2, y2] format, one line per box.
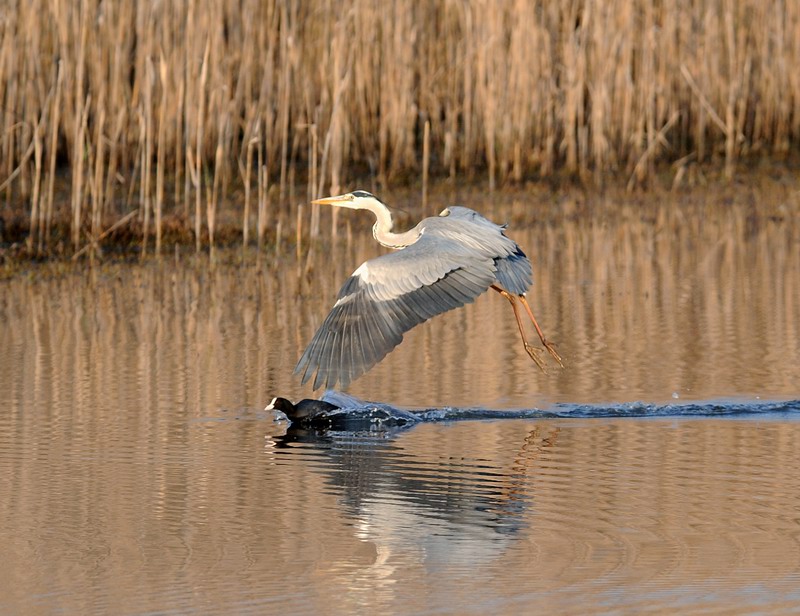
[295, 227, 502, 390]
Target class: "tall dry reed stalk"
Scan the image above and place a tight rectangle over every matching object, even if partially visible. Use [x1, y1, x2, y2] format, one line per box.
[422, 119, 430, 215]
[1, 0, 798, 254]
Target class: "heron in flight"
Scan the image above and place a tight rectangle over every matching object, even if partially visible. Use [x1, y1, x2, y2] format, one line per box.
[295, 190, 563, 390]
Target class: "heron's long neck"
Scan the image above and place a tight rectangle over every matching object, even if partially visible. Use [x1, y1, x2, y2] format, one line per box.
[368, 203, 421, 249]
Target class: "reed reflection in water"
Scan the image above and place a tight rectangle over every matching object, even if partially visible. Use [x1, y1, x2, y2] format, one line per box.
[1, 203, 800, 614]
[3, 409, 800, 613]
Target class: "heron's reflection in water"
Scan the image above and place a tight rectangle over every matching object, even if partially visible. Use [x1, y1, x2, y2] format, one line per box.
[269, 419, 559, 603]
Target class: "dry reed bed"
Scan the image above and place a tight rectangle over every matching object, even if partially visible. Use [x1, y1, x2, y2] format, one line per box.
[1, 0, 799, 256]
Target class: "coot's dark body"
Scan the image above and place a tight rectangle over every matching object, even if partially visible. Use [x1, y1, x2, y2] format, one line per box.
[265, 397, 339, 425]
[266, 395, 421, 430]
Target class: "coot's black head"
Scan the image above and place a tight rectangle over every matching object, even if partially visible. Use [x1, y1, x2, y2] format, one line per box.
[265, 397, 297, 417]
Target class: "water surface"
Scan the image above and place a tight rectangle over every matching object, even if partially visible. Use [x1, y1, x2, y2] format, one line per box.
[1, 200, 800, 614]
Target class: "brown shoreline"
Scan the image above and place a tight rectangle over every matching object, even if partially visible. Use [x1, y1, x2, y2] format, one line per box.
[1, 163, 799, 271]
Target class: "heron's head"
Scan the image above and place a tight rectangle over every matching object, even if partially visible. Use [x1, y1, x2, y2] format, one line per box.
[311, 190, 387, 211]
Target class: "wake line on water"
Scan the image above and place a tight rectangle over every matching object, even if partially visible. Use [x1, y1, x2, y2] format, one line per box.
[543, 399, 800, 419]
[321, 392, 800, 422]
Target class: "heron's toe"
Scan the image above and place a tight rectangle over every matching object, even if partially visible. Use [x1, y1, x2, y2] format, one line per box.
[524, 342, 548, 373]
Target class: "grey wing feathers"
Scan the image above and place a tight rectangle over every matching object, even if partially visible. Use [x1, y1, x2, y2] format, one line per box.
[294, 234, 494, 389]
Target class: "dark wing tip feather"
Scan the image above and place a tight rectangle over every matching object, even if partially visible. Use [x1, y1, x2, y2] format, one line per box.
[494, 249, 532, 295]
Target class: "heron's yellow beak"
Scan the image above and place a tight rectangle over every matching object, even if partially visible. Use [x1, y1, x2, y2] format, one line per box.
[311, 193, 354, 206]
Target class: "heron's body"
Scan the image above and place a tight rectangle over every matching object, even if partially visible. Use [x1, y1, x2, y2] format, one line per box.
[295, 191, 562, 390]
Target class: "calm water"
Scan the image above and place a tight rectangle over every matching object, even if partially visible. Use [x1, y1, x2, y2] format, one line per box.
[2, 198, 800, 614]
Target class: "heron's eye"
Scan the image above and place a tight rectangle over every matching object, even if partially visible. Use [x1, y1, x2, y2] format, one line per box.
[439, 208, 450, 217]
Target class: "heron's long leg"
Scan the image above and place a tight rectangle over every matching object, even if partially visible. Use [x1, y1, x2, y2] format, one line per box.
[519, 294, 563, 367]
[490, 285, 547, 372]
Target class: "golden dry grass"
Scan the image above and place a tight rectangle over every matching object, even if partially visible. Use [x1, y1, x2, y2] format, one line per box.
[1, 0, 799, 255]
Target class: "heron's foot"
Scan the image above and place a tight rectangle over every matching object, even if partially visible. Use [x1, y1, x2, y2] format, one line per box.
[542, 339, 564, 368]
[524, 342, 548, 373]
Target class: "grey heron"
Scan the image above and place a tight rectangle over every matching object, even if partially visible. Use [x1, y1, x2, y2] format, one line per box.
[295, 190, 563, 390]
